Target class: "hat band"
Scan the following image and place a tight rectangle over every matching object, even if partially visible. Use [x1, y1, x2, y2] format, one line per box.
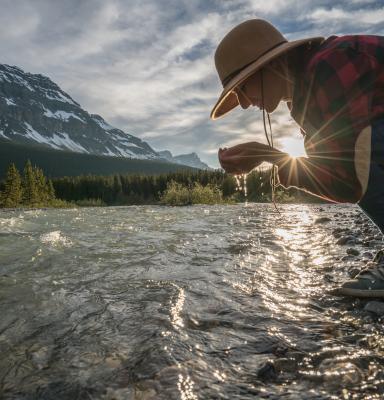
[221, 39, 287, 87]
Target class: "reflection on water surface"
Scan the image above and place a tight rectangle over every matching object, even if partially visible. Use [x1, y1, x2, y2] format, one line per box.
[1, 204, 384, 399]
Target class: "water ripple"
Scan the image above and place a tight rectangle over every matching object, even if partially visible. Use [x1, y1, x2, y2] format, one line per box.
[1, 204, 384, 399]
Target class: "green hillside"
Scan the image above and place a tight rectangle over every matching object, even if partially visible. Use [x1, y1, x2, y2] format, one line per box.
[0, 140, 196, 179]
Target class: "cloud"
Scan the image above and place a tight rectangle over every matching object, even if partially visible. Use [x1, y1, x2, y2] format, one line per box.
[0, 0, 383, 167]
[307, 6, 384, 30]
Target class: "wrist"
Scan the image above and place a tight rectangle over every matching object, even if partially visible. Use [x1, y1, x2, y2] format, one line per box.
[263, 147, 290, 165]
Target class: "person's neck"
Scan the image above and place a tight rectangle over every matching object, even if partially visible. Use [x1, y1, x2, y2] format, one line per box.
[282, 77, 294, 103]
[278, 60, 294, 102]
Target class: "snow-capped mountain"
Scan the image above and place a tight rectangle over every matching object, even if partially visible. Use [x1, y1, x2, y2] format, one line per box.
[157, 150, 212, 170]
[0, 64, 179, 162]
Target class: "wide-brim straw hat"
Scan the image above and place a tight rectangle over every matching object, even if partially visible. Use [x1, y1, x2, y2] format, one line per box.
[210, 19, 324, 120]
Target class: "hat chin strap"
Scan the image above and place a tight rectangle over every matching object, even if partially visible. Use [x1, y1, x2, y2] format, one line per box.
[261, 70, 270, 145]
[260, 70, 280, 214]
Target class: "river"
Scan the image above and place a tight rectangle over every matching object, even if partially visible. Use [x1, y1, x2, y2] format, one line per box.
[1, 204, 384, 399]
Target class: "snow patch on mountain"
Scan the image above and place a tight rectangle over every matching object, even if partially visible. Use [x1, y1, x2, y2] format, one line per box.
[0, 70, 35, 92]
[4, 97, 16, 106]
[43, 108, 85, 123]
[0, 130, 8, 139]
[50, 132, 89, 153]
[92, 115, 114, 131]
[22, 122, 90, 153]
[44, 90, 76, 105]
[23, 123, 54, 146]
[103, 148, 116, 157]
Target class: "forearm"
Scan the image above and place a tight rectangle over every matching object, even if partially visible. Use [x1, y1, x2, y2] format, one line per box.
[261, 146, 290, 165]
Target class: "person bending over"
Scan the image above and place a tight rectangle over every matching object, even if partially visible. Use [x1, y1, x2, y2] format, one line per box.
[211, 19, 384, 298]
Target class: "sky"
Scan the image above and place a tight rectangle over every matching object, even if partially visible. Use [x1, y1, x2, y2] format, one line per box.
[1, 0, 384, 167]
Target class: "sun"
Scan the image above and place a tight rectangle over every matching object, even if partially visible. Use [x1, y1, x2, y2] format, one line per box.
[279, 137, 307, 158]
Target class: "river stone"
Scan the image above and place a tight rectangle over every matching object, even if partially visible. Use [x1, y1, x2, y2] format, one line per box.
[256, 360, 277, 381]
[362, 252, 373, 259]
[274, 357, 297, 373]
[314, 217, 331, 224]
[364, 301, 384, 316]
[318, 359, 363, 387]
[30, 345, 54, 370]
[336, 236, 357, 245]
[332, 228, 345, 235]
[347, 248, 360, 256]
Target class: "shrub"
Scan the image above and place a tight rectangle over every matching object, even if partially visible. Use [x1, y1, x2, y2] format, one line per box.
[75, 198, 106, 207]
[48, 199, 74, 208]
[190, 183, 223, 205]
[160, 181, 191, 206]
[160, 181, 225, 206]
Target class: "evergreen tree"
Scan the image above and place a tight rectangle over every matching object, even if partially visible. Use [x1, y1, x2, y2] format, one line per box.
[47, 179, 56, 203]
[0, 163, 23, 208]
[23, 160, 39, 206]
[221, 175, 236, 198]
[34, 166, 49, 204]
[113, 175, 123, 203]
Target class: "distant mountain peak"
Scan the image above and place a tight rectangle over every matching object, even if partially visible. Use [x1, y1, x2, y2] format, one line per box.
[0, 63, 158, 160]
[0, 63, 210, 169]
[158, 150, 211, 170]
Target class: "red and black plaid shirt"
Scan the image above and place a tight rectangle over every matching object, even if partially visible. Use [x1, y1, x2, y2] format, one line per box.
[278, 35, 384, 203]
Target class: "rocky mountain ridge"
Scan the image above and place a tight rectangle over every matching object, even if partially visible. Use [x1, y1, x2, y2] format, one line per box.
[0, 64, 210, 169]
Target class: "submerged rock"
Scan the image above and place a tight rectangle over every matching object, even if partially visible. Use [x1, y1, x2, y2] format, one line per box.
[256, 361, 277, 381]
[346, 248, 360, 256]
[362, 252, 373, 259]
[364, 301, 384, 316]
[318, 359, 363, 388]
[274, 357, 298, 374]
[336, 236, 358, 246]
[29, 345, 54, 370]
[314, 217, 331, 224]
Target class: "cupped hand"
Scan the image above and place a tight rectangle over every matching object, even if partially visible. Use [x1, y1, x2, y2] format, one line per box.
[218, 142, 273, 174]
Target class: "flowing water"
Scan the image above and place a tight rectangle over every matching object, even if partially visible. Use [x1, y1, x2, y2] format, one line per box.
[1, 204, 384, 400]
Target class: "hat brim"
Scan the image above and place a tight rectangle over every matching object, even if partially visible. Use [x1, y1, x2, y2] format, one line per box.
[210, 37, 324, 120]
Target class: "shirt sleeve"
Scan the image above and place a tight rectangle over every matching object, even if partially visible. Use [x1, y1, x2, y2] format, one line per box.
[278, 45, 379, 203]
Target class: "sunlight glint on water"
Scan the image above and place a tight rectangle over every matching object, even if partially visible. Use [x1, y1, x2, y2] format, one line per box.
[1, 204, 384, 399]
